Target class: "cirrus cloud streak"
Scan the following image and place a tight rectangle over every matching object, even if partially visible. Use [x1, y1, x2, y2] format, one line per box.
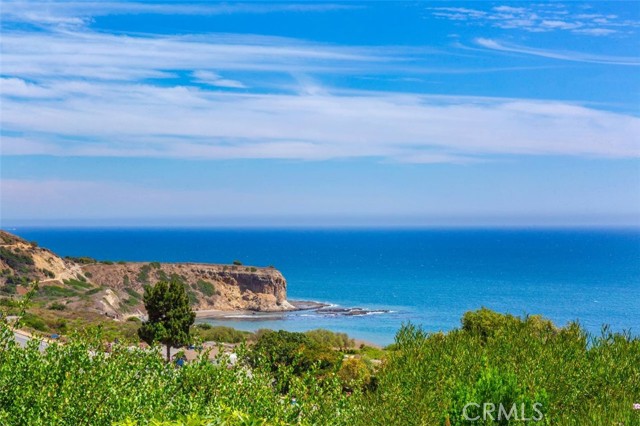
[2, 77, 639, 163]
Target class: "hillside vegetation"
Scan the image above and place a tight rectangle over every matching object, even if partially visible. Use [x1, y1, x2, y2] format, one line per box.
[0, 231, 292, 330]
[1, 302, 638, 425]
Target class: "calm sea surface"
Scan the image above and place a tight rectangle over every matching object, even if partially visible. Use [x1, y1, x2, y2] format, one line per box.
[9, 228, 640, 345]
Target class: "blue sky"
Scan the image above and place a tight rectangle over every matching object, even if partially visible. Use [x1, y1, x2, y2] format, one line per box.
[1, 1, 639, 227]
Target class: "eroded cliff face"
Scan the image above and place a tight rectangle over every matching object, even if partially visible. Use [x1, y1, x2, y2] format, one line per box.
[0, 230, 293, 318]
[81, 262, 293, 313]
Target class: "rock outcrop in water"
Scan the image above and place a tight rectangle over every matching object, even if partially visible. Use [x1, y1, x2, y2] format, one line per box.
[0, 230, 293, 318]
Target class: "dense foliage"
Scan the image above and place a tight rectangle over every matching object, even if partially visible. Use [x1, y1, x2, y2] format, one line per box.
[138, 279, 196, 360]
[358, 309, 640, 425]
[1, 296, 638, 425]
[192, 324, 251, 344]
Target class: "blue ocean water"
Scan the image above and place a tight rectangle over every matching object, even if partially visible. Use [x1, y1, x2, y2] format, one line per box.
[8, 228, 640, 345]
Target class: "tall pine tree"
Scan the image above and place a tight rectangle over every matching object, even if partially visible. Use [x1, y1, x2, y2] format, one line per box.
[138, 277, 195, 361]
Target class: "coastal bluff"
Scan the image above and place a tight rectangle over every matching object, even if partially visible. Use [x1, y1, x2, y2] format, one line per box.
[0, 230, 294, 319]
[82, 262, 294, 313]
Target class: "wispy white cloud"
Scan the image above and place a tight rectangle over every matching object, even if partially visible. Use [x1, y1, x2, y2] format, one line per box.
[2, 77, 638, 162]
[475, 38, 640, 66]
[192, 71, 247, 89]
[572, 28, 618, 36]
[431, 3, 639, 36]
[2, 1, 358, 29]
[1, 2, 638, 165]
[0, 31, 388, 82]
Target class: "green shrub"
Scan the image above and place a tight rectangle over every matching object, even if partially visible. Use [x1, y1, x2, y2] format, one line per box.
[305, 329, 354, 350]
[0, 283, 17, 295]
[196, 280, 215, 297]
[38, 285, 77, 298]
[40, 269, 55, 278]
[48, 302, 66, 311]
[250, 330, 340, 382]
[21, 312, 48, 331]
[63, 278, 91, 290]
[192, 325, 250, 343]
[0, 247, 34, 270]
[232, 260, 242, 266]
[65, 256, 96, 264]
[186, 290, 198, 306]
[156, 270, 169, 281]
[137, 265, 151, 284]
[338, 357, 372, 391]
[445, 367, 548, 425]
[124, 288, 142, 300]
[84, 287, 102, 296]
[123, 297, 139, 308]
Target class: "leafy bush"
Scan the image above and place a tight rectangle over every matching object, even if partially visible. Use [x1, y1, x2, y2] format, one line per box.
[84, 287, 102, 296]
[0, 283, 17, 295]
[5, 275, 30, 287]
[40, 269, 55, 278]
[0, 247, 34, 270]
[137, 265, 152, 284]
[124, 288, 142, 300]
[63, 278, 91, 290]
[124, 298, 139, 308]
[48, 302, 66, 311]
[20, 312, 47, 331]
[232, 260, 242, 266]
[192, 325, 250, 343]
[156, 270, 169, 281]
[250, 330, 340, 382]
[445, 367, 548, 425]
[65, 256, 96, 264]
[338, 357, 372, 391]
[196, 280, 216, 297]
[305, 329, 354, 350]
[38, 285, 77, 298]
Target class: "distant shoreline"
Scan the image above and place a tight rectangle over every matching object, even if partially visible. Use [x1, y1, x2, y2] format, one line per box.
[195, 300, 386, 348]
[195, 300, 329, 319]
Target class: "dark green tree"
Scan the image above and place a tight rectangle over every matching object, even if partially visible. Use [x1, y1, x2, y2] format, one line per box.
[138, 278, 195, 361]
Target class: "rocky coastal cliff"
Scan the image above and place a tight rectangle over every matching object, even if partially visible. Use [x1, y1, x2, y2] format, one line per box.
[0, 230, 293, 319]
